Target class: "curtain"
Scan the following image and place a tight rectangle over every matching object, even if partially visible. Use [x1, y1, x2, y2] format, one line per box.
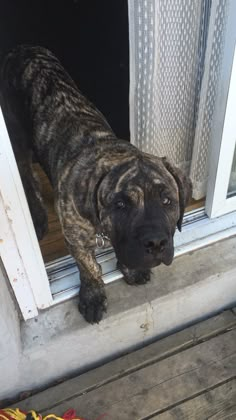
[128, 0, 229, 199]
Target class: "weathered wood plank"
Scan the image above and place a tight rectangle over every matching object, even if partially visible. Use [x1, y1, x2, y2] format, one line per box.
[153, 379, 236, 420]
[18, 310, 236, 413]
[41, 329, 236, 420]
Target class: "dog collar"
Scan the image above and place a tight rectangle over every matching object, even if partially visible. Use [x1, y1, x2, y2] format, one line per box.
[96, 233, 110, 248]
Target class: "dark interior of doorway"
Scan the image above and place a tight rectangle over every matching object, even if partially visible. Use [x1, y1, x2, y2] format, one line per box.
[0, 0, 130, 140]
[0, 0, 130, 262]
[0, 0, 204, 263]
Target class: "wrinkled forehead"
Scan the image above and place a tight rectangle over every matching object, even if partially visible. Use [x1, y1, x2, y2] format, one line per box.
[114, 160, 179, 203]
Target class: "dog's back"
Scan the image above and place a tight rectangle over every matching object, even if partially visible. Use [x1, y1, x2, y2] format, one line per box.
[0, 45, 81, 120]
[0, 45, 114, 181]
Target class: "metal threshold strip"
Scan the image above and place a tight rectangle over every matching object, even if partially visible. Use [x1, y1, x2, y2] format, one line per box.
[46, 247, 123, 304]
[46, 207, 236, 304]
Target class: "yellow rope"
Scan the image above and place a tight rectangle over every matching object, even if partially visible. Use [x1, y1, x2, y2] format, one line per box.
[0, 409, 29, 420]
[0, 409, 83, 420]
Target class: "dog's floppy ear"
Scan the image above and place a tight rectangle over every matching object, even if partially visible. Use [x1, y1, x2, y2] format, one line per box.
[162, 157, 192, 231]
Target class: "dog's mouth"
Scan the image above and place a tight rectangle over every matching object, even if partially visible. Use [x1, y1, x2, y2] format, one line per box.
[114, 243, 174, 270]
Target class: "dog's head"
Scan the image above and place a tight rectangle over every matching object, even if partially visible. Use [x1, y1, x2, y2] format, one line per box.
[97, 152, 192, 270]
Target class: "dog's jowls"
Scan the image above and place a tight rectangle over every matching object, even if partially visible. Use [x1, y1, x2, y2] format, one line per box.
[0, 45, 192, 323]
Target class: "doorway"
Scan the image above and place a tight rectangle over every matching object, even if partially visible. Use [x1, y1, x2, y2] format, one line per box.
[0, 0, 235, 319]
[0, 0, 130, 263]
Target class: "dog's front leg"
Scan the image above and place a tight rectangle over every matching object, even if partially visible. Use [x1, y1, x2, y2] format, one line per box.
[66, 240, 107, 324]
[78, 252, 107, 324]
[56, 191, 107, 323]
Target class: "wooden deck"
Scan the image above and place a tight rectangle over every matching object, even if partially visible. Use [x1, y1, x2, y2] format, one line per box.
[17, 308, 236, 419]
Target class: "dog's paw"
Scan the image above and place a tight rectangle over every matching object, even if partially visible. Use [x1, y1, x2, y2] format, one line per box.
[79, 281, 107, 324]
[118, 263, 151, 286]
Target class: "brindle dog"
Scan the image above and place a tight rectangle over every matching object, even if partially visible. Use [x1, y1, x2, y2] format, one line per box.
[0, 45, 192, 323]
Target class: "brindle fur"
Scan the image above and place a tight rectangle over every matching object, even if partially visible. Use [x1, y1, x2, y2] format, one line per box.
[0, 45, 192, 323]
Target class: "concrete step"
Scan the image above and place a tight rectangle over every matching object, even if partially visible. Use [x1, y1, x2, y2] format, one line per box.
[12, 235, 236, 402]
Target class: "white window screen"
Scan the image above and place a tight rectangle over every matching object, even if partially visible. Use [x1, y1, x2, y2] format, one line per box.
[128, 0, 229, 199]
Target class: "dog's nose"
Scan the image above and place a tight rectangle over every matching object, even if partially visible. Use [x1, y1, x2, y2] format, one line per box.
[143, 236, 168, 254]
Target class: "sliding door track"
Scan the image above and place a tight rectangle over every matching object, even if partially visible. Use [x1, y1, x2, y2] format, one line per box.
[46, 207, 236, 305]
[46, 247, 122, 304]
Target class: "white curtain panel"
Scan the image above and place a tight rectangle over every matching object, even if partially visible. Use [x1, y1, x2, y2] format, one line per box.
[128, 0, 229, 199]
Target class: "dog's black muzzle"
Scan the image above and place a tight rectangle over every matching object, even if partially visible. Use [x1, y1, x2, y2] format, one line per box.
[114, 224, 174, 270]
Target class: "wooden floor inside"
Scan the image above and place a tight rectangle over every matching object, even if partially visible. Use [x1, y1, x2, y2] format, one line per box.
[17, 308, 236, 419]
[35, 164, 205, 264]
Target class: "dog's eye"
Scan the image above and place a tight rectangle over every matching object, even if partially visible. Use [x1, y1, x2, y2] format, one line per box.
[162, 197, 171, 205]
[116, 200, 126, 209]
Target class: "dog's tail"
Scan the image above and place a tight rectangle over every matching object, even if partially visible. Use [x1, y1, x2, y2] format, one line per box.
[0, 46, 25, 93]
[0, 49, 9, 109]
[0, 48, 11, 99]
[0, 48, 5, 66]
[0, 47, 14, 92]
[0, 50, 5, 107]
[0, 49, 5, 85]
[0, 47, 9, 80]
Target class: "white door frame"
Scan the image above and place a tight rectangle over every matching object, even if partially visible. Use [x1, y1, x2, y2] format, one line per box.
[0, 109, 53, 319]
[205, 0, 236, 218]
[206, 46, 236, 217]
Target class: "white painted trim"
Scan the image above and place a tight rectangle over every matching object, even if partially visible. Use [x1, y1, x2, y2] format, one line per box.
[0, 108, 53, 319]
[0, 196, 38, 318]
[205, 0, 236, 217]
[174, 211, 236, 252]
[207, 46, 236, 217]
[175, 210, 236, 247]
